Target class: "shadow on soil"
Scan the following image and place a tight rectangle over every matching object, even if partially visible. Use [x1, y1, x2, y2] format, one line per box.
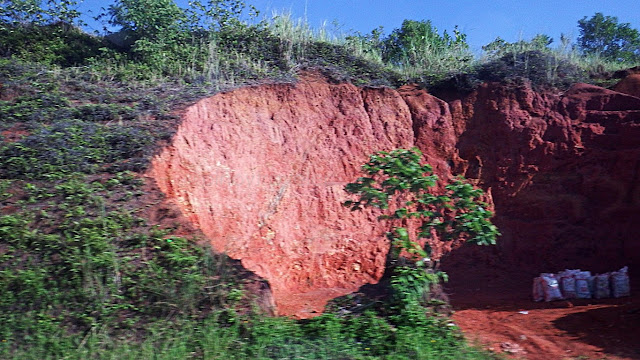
[552, 304, 640, 359]
[441, 244, 640, 359]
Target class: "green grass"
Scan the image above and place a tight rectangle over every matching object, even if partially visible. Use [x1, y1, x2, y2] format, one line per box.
[7, 309, 499, 360]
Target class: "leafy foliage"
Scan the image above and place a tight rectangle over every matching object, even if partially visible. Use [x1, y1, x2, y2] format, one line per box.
[340, 19, 473, 84]
[0, 0, 82, 28]
[475, 50, 585, 89]
[345, 148, 498, 257]
[102, 0, 260, 72]
[345, 148, 499, 307]
[0, 0, 98, 66]
[185, 0, 259, 32]
[382, 20, 472, 70]
[482, 34, 554, 58]
[0, 120, 155, 179]
[0, 172, 251, 357]
[578, 12, 640, 62]
[107, 0, 187, 41]
[0, 22, 104, 66]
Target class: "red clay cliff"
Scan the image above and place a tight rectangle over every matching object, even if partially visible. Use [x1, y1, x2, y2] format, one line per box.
[149, 73, 640, 318]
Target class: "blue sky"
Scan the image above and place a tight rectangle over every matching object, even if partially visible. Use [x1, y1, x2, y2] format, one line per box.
[79, 0, 640, 51]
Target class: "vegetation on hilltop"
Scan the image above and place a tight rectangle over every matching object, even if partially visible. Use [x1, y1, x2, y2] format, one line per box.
[578, 12, 640, 63]
[0, 0, 639, 358]
[1, 0, 638, 89]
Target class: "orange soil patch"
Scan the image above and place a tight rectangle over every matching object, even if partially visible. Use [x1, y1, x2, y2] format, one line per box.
[0, 124, 29, 142]
[447, 269, 640, 360]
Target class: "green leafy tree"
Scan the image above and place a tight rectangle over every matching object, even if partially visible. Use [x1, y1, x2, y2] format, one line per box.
[382, 19, 471, 70]
[105, 0, 257, 43]
[0, 0, 82, 29]
[578, 12, 640, 62]
[104, 0, 190, 67]
[106, 0, 188, 45]
[103, 0, 258, 69]
[344, 148, 499, 306]
[1, 0, 48, 26]
[185, 0, 258, 33]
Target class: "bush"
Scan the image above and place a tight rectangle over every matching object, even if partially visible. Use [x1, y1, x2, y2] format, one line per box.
[475, 50, 586, 88]
[0, 93, 71, 123]
[344, 148, 499, 309]
[0, 22, 105, 66]
[382, 20, 473, 81]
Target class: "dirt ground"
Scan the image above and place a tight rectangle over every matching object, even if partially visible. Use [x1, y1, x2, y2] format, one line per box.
[446, 268, 640, 360]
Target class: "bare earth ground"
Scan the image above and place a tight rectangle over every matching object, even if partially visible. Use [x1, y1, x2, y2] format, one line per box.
[446, 268, 640, 360]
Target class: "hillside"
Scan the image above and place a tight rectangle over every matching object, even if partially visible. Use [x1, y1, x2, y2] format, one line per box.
[1, 1, 640, 359]
[147, 71, 640, 319]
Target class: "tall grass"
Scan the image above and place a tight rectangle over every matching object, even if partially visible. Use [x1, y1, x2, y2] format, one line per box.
[476, 33, 640, 89]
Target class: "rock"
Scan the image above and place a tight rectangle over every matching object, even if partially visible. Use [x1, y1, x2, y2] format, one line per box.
[500, 341, 525, 354]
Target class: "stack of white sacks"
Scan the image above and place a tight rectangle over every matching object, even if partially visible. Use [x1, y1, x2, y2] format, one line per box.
[533, 266, 630, 302]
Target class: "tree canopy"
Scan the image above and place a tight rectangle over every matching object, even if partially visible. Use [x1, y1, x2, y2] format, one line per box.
[344, 148, 498, 263]
[578, 12, 640, 62]
[381, 19, 471, 69]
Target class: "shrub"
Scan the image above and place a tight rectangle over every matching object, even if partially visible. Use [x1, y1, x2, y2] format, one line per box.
[476, 50, 586, 88]
[382, 20, 473, 80]
[344, 148, 499, 308]
[0, 22, 105, 66]
[0, 0, 83, 29]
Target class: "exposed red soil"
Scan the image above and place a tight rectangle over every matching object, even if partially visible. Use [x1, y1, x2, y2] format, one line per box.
[149, 73, 463, 318]
[613, 74, 640, 97]
[149, 72, 640, 321]
[446, 264, 640, 360]
[0, 124, 29, 143]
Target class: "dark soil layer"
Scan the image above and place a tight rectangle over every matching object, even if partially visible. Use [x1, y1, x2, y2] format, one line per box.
[445, 262, 640, 360]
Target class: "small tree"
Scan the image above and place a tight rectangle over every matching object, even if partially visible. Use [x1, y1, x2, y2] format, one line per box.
[106, 0, 188, 55]
[105, 0, 257, 44]
[381, 19, 472, 75]
[344, 148, 499, 307]
[102, 0, 258, 69]
[577, 12, 640, 62]
[185, 0, 258, 33]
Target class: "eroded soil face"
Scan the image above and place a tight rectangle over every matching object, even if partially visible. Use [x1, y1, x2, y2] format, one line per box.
[149, 75, 457, 317]
[149, 73, 640, 319]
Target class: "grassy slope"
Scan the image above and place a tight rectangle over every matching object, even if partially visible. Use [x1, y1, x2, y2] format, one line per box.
[1, 14, 637, 359]
[0, 62, 495, 360]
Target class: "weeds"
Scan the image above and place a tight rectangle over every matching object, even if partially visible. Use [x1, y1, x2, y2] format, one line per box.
[0, 120, 156, 178]
[0, 172, 252, 358]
